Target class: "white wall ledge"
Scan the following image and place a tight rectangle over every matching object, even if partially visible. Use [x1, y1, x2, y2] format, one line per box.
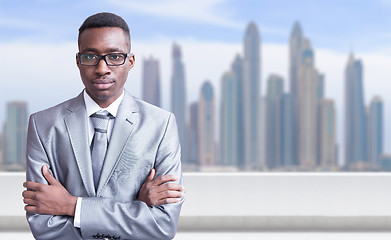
[2, 172, 391, 231]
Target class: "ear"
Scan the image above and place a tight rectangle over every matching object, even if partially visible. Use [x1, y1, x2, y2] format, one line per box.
[128, 54, 135, 70]
[76, 53, 80, 67]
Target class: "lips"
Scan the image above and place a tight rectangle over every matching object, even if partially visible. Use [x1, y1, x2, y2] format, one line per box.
[92, 78, 115, 89]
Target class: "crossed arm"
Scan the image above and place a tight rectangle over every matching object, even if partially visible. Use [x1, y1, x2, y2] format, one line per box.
[23, 165, 184, 216]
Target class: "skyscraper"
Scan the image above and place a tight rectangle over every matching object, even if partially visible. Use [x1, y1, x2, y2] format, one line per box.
[220, 71, 237, 167]
[231, 54, 245, 169]
[367, 96, 383, 170]
[319, 99, 337, 169]
[4, 101, 28, 170]
[265, 74, 284, 169]
[142, 56, 161, 107]
[198, 81, 215, 167]
[243, 22, 261, 170]
[171, 43, 187, 164]
[345, 53, 367, 169]
[289, 21, 304, 166]
[298, 39, 318, 169]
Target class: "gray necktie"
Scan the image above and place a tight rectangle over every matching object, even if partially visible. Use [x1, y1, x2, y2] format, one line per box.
[90, 112, 112, 191]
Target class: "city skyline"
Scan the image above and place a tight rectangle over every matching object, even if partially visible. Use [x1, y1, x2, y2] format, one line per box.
[2, 19, 389, 171]
[1, 1, 391, 165]
[139, 21, 388, 170]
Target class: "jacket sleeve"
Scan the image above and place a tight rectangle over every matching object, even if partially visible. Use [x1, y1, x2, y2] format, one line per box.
[80, 113, 184, 240]
[25, 114, 83, 240]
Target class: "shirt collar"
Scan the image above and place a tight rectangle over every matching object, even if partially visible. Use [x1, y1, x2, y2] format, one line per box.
[83, 90, 124, 117]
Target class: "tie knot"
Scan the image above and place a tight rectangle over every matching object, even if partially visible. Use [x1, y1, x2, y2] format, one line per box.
[90, 112, 112, 133]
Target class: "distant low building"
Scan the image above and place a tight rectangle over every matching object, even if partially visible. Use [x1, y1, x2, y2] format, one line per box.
[0, 126, 4, 168]
[318, 99, 336, 169]
[142, 56, 161, 108]
[4, 101, 28, 171]
[367, 96, 383, 170]
[380, 154, 391, 171]
[184, 102, 199, 171]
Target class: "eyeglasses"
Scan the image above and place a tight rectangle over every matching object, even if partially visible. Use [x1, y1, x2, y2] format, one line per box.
[78, 53, 130, 66]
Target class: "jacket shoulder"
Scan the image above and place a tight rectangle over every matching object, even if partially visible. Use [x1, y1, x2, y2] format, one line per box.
[133, 97, 173, 120]
[29, 94, 83, 128]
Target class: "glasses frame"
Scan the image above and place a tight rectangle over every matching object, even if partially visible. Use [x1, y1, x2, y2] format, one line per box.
[78, 52, 131, 66]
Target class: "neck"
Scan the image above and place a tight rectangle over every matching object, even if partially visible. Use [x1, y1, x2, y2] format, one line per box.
[86, 90, 123, 108]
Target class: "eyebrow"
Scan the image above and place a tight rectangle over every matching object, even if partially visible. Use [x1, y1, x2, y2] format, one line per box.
[80, 48, 124, 53]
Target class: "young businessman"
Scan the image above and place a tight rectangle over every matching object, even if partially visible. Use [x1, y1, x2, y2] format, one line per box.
[22, 12, 184, 240]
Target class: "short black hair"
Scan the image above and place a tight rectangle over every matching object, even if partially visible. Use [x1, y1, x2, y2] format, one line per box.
[78, 12, 131, 50]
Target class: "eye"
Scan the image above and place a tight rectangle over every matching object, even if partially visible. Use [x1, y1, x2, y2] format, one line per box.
[82, 54, 97, 61]
[108, 54, 124, 61]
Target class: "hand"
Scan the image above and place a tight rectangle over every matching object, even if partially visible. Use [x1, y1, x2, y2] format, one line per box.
[22, 165, 77, 216]
[137, 169, 184, 206]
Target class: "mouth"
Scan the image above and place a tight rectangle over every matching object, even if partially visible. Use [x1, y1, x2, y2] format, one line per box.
[92, 79, 115, 89]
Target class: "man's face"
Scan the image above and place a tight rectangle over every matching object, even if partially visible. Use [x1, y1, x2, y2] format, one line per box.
[77, 27, 135, 107]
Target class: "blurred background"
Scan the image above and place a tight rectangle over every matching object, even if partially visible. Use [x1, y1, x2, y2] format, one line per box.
[2, 1, 391, 239]
[1, 0, 391, 172]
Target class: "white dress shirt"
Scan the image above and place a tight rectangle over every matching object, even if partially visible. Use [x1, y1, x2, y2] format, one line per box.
[74, 90, 124, 228]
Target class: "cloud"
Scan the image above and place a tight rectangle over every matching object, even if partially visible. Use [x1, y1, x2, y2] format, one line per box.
[110, 0, 242, 29]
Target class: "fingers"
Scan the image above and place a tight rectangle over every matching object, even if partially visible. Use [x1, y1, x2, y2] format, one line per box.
[153, 174, 178, 186]
[154, 190, 184, 206]
[156, 182, 184, 193]
[146, 168, 156, 182]
[24, 205, 38, 213]
[42, 165, 58, 186]
[159, 190, 184, 199]
[22, 189, 36, 199]
[138, 171, 184, 206]
[22, 190, 38, 213]
[23, 181, 42, 191]
[147, 190, 184, 206]
[155, 197, 182, 206]
[23, 197, 36, 205]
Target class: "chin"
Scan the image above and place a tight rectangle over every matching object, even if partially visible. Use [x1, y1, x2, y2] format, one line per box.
[95, 94, 115, 101]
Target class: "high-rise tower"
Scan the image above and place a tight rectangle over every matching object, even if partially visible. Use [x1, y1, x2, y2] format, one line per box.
[289, 21, 304, 166]
[231, 54, 245, 169]
[345, 54, 367, 169]
[265, 74, 284, 169]
[171, 43, 187, 164]
[243, 22, 261, 170]
[198, 81, 215, 167]
[297, 39, 318, 168]
[220, 71, 237, 167]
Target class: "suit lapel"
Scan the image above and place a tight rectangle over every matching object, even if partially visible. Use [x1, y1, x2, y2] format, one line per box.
[96, 92, 139, 196]
[64, 93, 95, 197]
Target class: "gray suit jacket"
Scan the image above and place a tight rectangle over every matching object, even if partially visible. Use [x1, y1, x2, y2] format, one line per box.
[26, 90, 183, 240]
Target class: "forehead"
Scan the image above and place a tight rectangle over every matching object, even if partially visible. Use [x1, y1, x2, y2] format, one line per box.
[78, 27, 130, 53]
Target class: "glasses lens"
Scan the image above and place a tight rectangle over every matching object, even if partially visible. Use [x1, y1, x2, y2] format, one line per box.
[105, 53, 126, 66]
[80, 54, 98, 65]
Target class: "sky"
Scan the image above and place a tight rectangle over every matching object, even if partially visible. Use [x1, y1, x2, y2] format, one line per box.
[1, 0, 391, 160]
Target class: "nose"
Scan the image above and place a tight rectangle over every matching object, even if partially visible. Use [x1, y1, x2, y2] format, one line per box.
[95, 58, 111, 75]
